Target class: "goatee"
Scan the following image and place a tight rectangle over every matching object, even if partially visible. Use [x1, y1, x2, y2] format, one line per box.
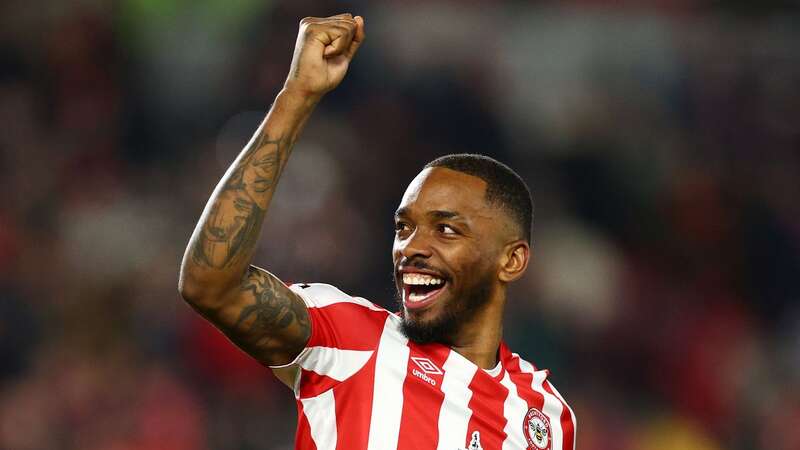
[397, 272, 493, 345]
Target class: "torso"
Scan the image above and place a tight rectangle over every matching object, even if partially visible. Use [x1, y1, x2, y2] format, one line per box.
[284, 283, 576, 450]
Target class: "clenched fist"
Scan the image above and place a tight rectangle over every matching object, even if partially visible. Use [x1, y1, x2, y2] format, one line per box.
[284, 13, 365, 99]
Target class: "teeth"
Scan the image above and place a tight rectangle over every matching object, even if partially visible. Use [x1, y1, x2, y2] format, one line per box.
[402, 273, 444, 286]
[408, 292, 426, 302]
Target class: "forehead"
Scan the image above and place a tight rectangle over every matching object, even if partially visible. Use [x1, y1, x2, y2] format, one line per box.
[398, 167, 489, 215]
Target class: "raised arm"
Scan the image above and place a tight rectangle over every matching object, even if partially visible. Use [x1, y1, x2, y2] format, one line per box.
[178, 14, 365, 367]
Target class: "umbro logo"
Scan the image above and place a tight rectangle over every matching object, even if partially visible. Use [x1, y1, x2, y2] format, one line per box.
[411, 357, 443, 375]
[410, 357, 442, 387]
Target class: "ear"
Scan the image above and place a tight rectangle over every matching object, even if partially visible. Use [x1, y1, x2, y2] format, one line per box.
[498, 240, 530, 283]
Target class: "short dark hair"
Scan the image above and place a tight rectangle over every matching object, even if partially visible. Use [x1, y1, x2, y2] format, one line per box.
[425, 153, 533, 243]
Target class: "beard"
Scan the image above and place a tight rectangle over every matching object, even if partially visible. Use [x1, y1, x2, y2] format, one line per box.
[396, 270, 494, 345]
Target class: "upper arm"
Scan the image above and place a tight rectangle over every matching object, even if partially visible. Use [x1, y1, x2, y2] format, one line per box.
[198, 264, 311, 367]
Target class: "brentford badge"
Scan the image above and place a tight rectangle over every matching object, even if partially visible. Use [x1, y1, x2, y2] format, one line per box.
[523, 408, 551, 449]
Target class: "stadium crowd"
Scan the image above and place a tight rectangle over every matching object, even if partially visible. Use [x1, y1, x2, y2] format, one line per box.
[0, 0, 798, 449]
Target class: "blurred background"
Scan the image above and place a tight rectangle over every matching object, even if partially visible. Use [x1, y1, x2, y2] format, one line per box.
[1, 0, 799, 449]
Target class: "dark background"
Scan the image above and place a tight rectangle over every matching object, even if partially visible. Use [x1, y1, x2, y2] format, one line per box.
[1, 0, 799, 449]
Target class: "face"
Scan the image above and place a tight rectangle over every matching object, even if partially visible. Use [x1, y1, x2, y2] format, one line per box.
[393, 167, 511, 344]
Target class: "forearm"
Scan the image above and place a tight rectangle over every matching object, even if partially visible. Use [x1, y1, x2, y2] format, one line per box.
[180, 88, 320, 305]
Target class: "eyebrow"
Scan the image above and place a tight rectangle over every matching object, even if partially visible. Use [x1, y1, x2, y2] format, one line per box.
[428, 210, 461, 220]
[394, 207, 463, 221]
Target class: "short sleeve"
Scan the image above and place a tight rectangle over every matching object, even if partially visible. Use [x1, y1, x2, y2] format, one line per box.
[270, 283, 390, 397]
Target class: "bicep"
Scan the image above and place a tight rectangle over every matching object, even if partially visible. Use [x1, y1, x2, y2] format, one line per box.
[205, 265, 311, 367]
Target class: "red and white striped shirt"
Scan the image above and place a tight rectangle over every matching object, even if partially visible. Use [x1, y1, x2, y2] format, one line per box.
[274, 283, 576, 450]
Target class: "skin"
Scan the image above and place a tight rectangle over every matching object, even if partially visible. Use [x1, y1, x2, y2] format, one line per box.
[393, 168, 530, 368]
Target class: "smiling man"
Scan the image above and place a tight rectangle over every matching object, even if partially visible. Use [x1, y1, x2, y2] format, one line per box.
[179, 13, 576, 450]
[394, 158, 528, 351]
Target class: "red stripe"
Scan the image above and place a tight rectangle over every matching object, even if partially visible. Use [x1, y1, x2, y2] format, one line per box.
[544, 380, 576, 450]
[294, 399, 318, 450]
[333, 353, 378, 449]
[396, 343, 450, 450]
[307, 304, 388, 351]
[505, 355, 547, 411]
[465, 369, 510, 448]
[298, 370, 342, 399]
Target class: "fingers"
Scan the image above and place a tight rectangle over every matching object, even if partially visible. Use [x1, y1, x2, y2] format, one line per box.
[322, 25, 354, 57]
[345, 16, 365, 59]
[300, 13, 364, 59]
[300, 13, 353, 24]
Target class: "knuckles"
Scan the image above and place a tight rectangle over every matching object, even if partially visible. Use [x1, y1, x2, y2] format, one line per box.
[298, 24, 355, 45]
[299, 15, 357, 31]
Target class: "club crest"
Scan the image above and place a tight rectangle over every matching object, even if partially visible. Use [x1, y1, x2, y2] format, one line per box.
[523, 408, 551, 449]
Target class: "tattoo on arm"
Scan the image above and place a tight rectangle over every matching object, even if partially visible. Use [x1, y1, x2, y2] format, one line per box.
[180, 96, 321, 365]
[236, 268, 310, 335]
[233, 267, 311, 356]
[190, 132, 292, 269]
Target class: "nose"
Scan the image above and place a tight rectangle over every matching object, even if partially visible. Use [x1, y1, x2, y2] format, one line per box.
[395, 228, 433, 260]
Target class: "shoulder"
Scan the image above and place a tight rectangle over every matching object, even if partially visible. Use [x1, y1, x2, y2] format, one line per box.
[278, 283, 397, 396]
[288, 282, 388, 313]
[506, 350, 569, 404]
[288, 282, 395, 350]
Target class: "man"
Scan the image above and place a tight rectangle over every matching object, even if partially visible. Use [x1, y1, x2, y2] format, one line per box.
[179, 13, 576, 450]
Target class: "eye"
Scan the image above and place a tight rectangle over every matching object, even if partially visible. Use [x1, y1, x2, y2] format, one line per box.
[438, 224, 457, 235]
[395, 221, 411, 234]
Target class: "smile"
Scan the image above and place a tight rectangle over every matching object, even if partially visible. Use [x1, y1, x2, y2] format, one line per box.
[401, 272, 447, 310]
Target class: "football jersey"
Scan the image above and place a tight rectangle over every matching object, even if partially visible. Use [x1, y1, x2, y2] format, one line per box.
[272, 283, 577, 450]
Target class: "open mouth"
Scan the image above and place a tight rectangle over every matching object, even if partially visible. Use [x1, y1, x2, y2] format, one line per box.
[401, 272, 447, 309]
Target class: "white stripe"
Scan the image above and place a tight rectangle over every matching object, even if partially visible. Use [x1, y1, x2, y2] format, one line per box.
[517, 357, 564, 450]
[352, 296, 388, 311]
[435, 351, 478, 450]
[301, 389, 337, 450]
[298, 347, 374, 381]
[367, 315, 409, 450]
[290, 283, 385, 311]
[547, 381, 577, 450]
[499, 371, 530, 450]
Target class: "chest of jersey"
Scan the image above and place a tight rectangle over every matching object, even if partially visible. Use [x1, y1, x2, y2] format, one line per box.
[323, 327, 537, 450]
[287, 285, 573, 450]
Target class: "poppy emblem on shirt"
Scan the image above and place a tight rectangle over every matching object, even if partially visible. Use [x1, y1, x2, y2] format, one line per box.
[523, 408, 551, 449]
[458, 431, 483, 450]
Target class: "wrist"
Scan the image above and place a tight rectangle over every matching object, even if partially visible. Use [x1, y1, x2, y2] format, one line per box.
[279, 82, 325, 107]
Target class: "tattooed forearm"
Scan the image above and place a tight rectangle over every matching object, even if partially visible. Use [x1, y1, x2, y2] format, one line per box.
[190, 132, 292, 269]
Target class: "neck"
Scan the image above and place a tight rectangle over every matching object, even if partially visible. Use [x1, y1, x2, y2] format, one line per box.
[449, 290, 506, 369]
